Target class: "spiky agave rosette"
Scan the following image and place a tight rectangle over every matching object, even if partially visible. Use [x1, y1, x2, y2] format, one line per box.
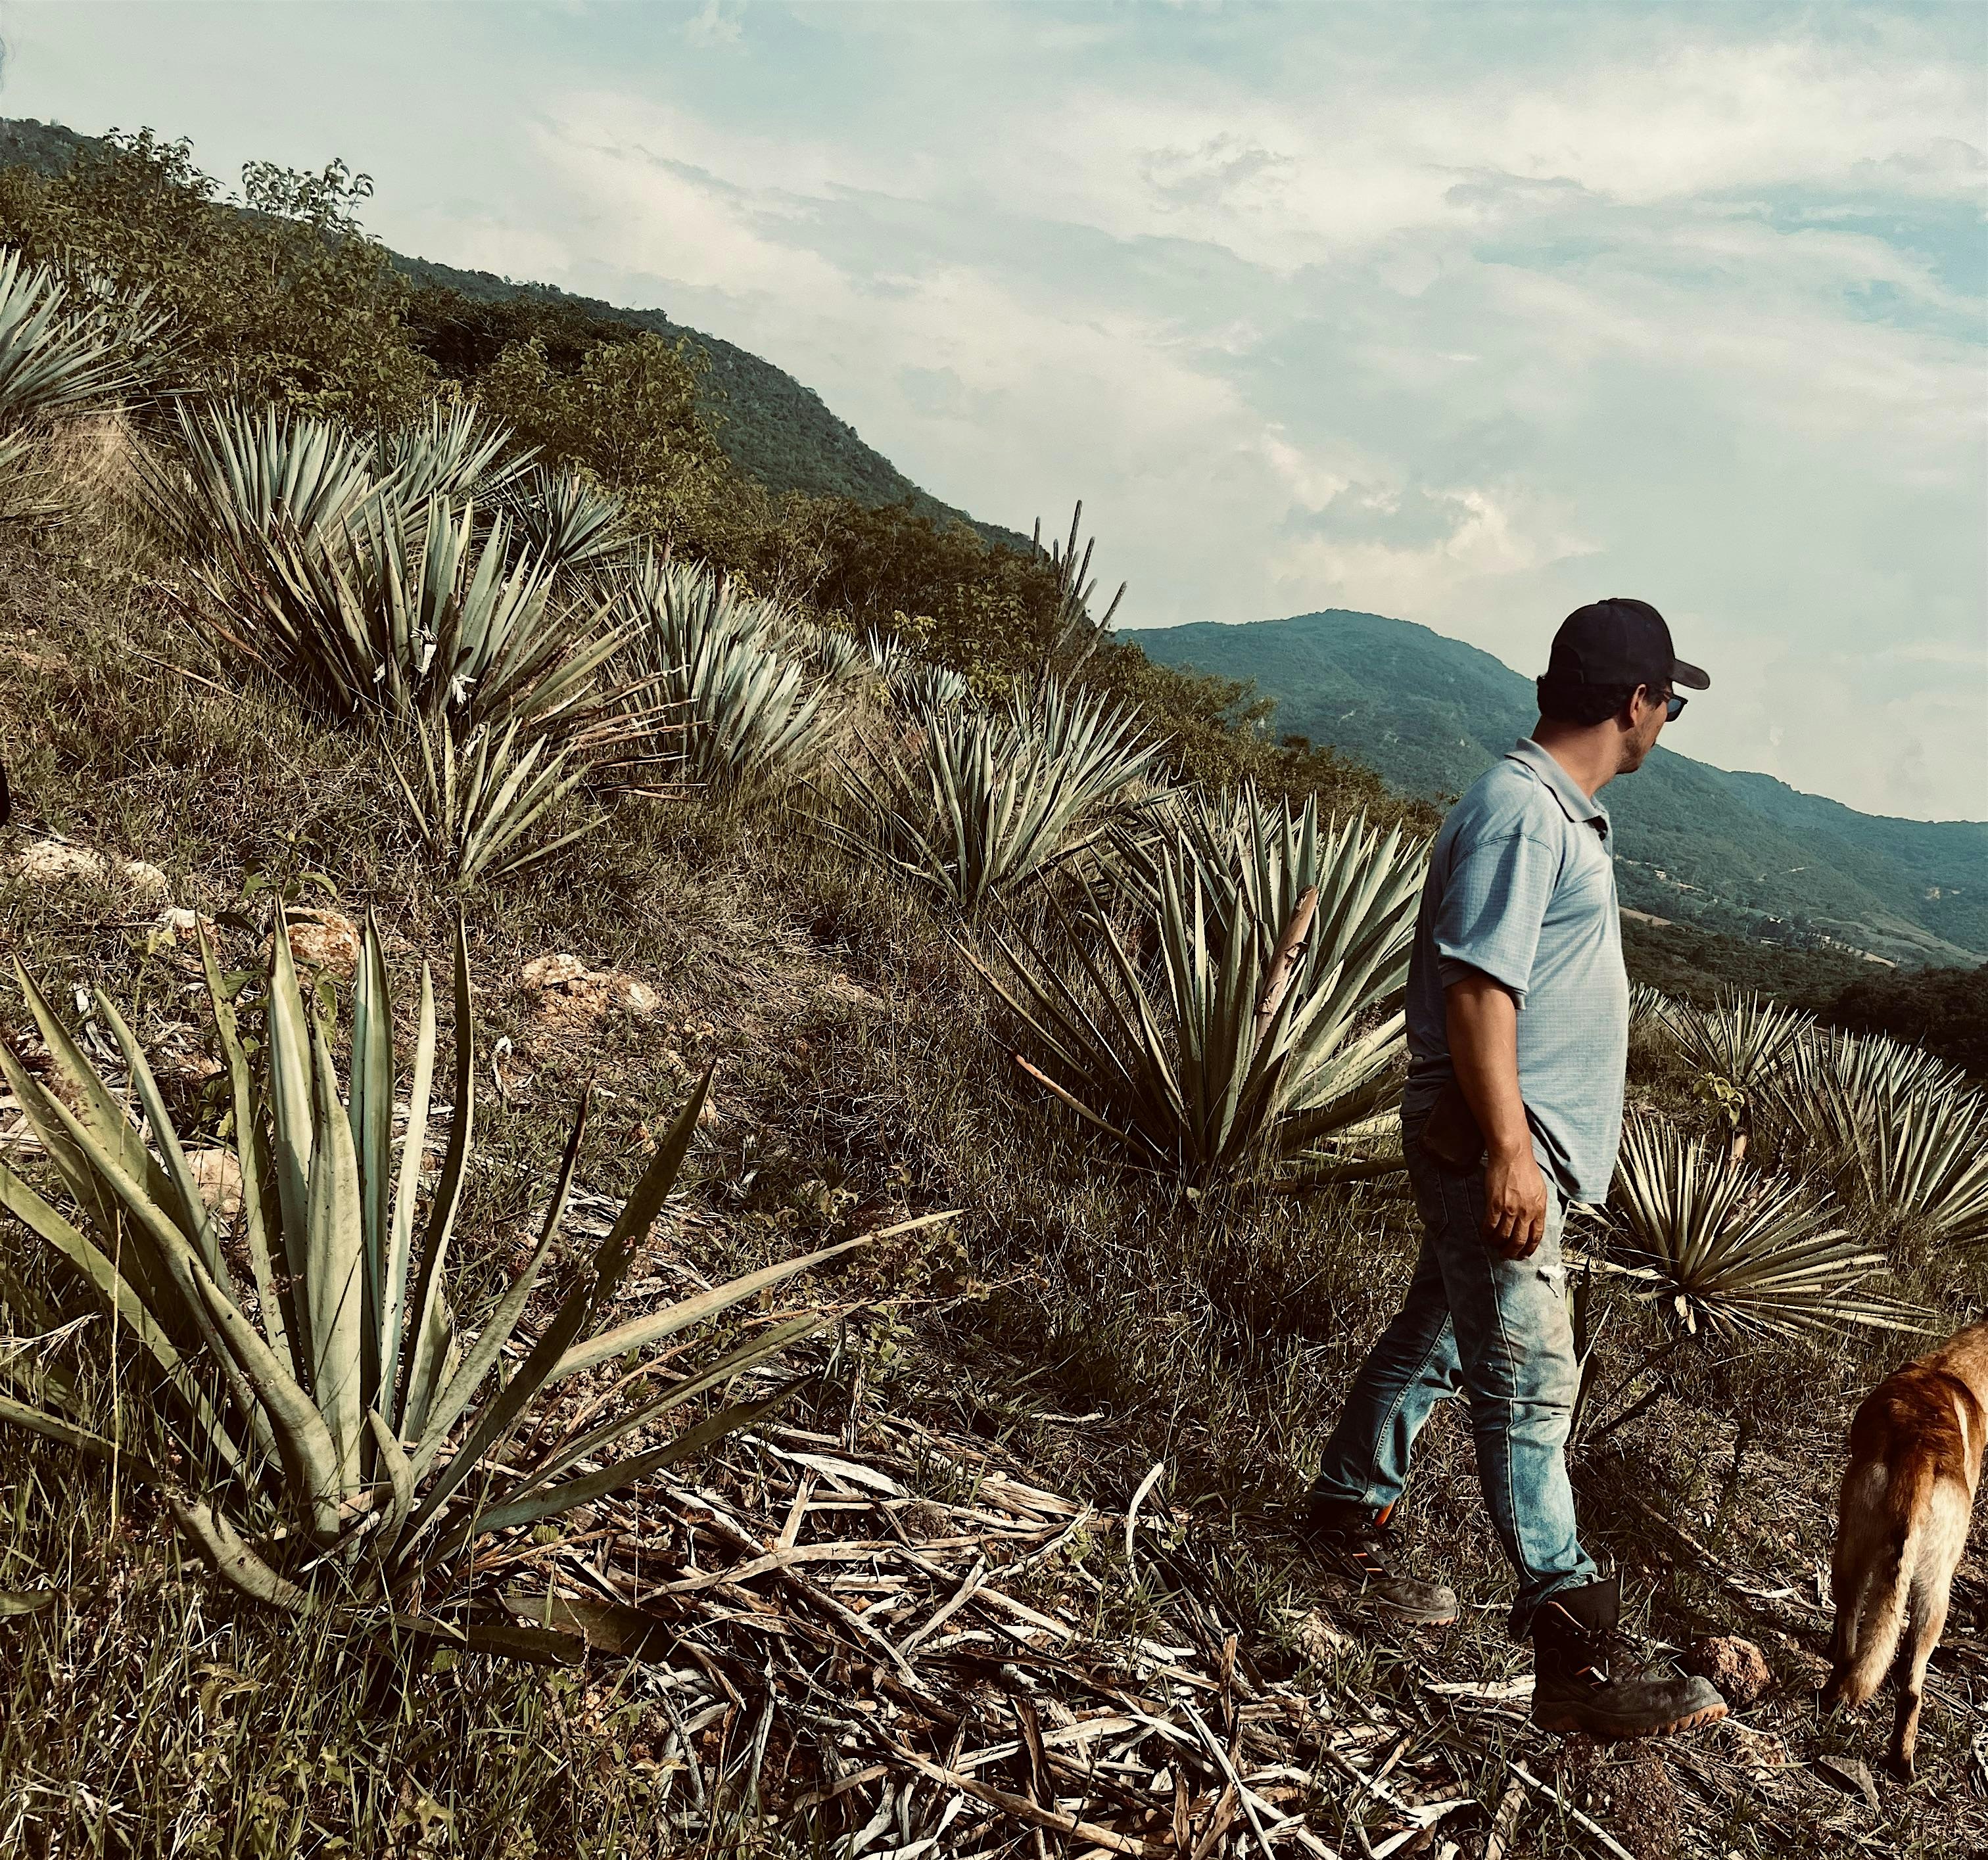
[1601, 1115, 1926, 1342]
[1762, 1027, 1988, 1251]
[0, 910, 862, 1656]
[833, 677, 1162, 916]
[970, 790, 1425, 1184]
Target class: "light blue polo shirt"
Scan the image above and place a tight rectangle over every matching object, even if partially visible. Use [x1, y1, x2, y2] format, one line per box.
[1404, 738, 1629, 1202]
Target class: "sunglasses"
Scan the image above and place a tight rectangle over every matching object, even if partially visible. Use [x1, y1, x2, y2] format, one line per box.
[1654, 688, 1687, 722]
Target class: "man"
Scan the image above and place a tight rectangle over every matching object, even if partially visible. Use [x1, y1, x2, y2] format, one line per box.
[1302, 597, 1728, 1741]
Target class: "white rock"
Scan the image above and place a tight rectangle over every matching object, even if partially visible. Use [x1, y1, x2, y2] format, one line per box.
[152, 906, 218, 946]
[519, 952, 591, 990]
[186, 1148, 245, 1221]
[6, 837, 170, 901]
[517, 953, 662, 1027]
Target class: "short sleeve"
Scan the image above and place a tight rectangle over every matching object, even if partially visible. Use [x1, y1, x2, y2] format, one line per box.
[1432, 830, 1561, 1006]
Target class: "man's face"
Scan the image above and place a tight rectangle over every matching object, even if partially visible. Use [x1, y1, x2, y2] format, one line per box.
[1619, 685, 1671, 772]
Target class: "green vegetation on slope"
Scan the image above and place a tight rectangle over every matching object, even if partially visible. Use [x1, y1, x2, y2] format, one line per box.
[1133, 607, 1988, 965]
[0, 114, 1023, 546]
[0, 120, 1422, 830]
[399, 251, 1028, 551]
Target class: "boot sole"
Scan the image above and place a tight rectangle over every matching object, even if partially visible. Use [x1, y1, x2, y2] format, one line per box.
[1533, 1700, 1729, 1740]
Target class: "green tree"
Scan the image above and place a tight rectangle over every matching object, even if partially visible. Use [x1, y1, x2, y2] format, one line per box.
[0, 129, 433, 424]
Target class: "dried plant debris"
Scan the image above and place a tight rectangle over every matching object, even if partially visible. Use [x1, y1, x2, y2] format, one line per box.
[528, 1409, 1485, 1857]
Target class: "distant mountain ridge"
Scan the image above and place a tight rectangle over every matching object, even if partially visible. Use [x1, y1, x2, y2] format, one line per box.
[393, 252, 1030, 552]
[1132, 609, 1987, 966]
[0, 116, 1026, 551]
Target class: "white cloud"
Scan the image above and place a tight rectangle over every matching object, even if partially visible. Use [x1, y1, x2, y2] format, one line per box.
[681, 1, 744, 50]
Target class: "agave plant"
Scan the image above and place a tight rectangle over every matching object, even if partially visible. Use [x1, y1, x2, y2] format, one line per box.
[1028, 501, 1125, 680]
[0, 248, 166, 515]
[201, 489, 629, 736]
[505, 465, 630, 578]
[970, 797, 1425, 1182]
[892, 662, 971, 722]
[1775, 1023, 1967, 1111]
[1669, 992, 1810, 1098]
[836, 678, 1160, 915]
[0, 915, 859, 1649]
[860, 626, 912, 679]
[1605, 1115, 1924, 1341]
[1628, 983, 1678, 1041]
[799, 624, 875, 687]
[374, 403, 531, 507]
[135, 400, 381, 565]
[0, 248, 163, 434]
[391, 716, 595, 886]
[618, 553, 833, 789]
[1764, 1030, 1988, 1249]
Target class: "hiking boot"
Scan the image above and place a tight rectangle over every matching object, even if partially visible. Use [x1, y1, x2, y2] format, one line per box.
[1298, 1496, 1459, 1626]
[1530, 1575, 1728, 1740]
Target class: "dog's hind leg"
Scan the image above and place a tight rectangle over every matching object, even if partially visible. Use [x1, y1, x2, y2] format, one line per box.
[1824, 1460, 1899, 1708]
[1887, 1487, 1965, 1782]
[1822, 1516, 1858, 1702]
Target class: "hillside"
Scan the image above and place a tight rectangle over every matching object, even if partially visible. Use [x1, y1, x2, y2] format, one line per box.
[2, 112, 1987, 1860]
[396, 252, 1029, 551]
[1133, 608, 1988, 966]
[0, 115, 1025, 549]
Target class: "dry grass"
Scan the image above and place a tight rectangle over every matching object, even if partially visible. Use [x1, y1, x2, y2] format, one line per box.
[1, 512, 1983, 1857]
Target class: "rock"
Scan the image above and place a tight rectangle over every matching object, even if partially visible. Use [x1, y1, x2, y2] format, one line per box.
[6, 837, 171, 901]
[517, 953, 661, 1028]
[149, 906, 218, 948]
[1719, 1720, 1789, 1779]
[186, 1148, 244, 1221]
[1816, 1751, 1880, 1811]
[1553, 1741, 1681, 1860]
[283, 908, 362, 977]
[1290, 1608, 1352, 1663]
[10, 840, 116, 887]
[1685, 1635, 1773, 1706]
[519, 953, 590, 990]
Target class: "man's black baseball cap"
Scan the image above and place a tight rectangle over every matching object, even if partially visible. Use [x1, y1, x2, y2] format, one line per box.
[1546, 597, 1709, 693]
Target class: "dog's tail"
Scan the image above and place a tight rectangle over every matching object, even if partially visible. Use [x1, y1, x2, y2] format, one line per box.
[1832, 1447, 1935, 1707]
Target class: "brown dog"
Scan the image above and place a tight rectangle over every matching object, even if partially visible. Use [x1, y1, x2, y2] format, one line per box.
[1823, 1319, 1986, 1779]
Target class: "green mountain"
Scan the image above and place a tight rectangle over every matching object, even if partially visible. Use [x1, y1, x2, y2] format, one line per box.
[1132, 609, 1988, 966]
[0, 116, 1025, 550]
[393, 252, 1028, 551]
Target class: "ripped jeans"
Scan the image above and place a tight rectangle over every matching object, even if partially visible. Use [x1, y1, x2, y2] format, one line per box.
[1311, 1117, 1598, 1634]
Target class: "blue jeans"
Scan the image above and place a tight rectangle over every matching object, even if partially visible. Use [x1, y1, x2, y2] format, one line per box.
[1312, 1120, 1598, 1635]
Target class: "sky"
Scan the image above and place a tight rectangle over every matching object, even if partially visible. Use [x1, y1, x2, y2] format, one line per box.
[2, 1, 1984, 820]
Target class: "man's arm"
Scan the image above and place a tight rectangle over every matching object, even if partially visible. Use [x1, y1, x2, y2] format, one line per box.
[1445, 971, 1549, 1259]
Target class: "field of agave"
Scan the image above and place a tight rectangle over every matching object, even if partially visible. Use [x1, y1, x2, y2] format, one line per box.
[1, 242, 1985, 1855]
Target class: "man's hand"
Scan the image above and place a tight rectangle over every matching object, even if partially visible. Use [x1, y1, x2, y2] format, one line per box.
[1444, 971, 1549, 1259]
[1482, 1142, 1549, 1259]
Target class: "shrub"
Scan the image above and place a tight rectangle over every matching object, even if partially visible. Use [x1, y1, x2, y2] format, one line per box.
[834, 678, 1160, 916]
[0, 915, 855, 1648]
[1827, 960, 1988, 1080]
[0, 132, 435, 424]
[617, 551, 834, 789]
